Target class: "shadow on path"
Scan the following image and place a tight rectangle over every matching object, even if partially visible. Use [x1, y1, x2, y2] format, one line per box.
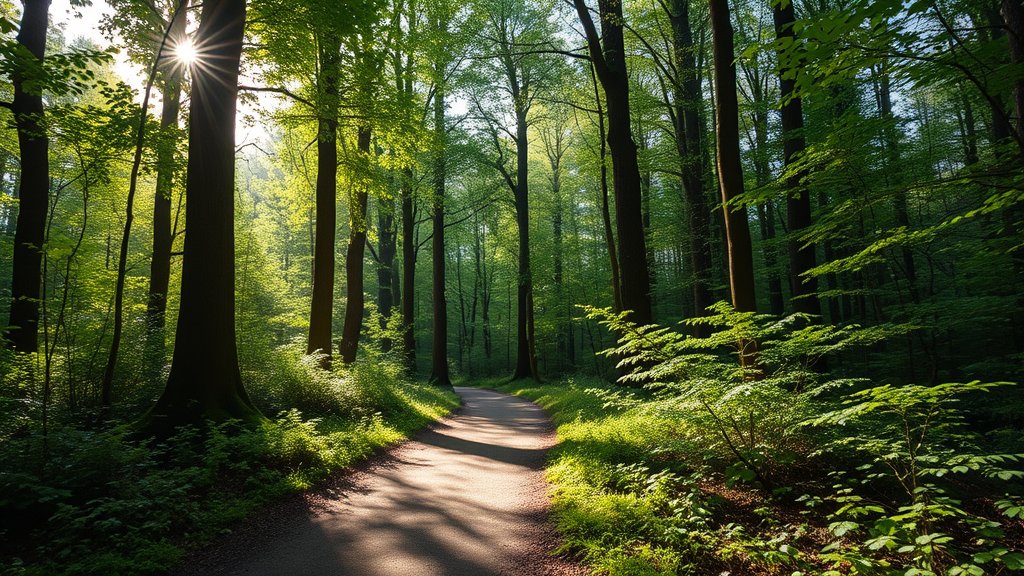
[171, 387, 586, 576]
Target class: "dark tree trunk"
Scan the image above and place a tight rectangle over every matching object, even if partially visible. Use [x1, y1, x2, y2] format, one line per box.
[709, 0, 757, 315]
[429, 82, 451, 387]
[149, 0, 261, 428]
[401, 167, 416, 369]
[377, 195, 398, 352]
[773, 0, 821, 318]
[574, 0, 653, 326]
[511, 107, 537, 380]
[307, 33, 342, 366]
[339, 126, 372, 364]
[5, 0, 51, 354]
[668, 0, 713, 333]
[875, 64, 919, 304]
[589, 66, 622, 312]
[1003, 0, 1024, 145]
[145, 0, 188, 373]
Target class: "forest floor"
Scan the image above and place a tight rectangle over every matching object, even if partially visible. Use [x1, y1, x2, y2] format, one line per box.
[169, 387, 587, 576]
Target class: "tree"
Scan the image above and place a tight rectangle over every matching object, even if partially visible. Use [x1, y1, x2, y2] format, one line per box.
[3, 0, 51, 353]
[307, 29, 342, 365]
[708, 0, 757, 316]
[149, 0, 262, 427]
[772, 0, 821, 318]
[573, 0, 653, 326]
[666, 0, 714, 332]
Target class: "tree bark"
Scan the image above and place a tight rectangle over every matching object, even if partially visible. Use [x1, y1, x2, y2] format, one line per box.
[574, 0, 653, 325]
[149, 0, 261, 429]
[773, 0, 821, 318]
[511, 106, 537, 380]
[338, 126, 372, 364]
[307, 32, 342, 366]
[401, 167, 417, 369]
[668, 0, 713, 334]
[709, 0, 757, 315]
[145, 0, 189, 373]
[5, 0, 51, 354]
[376, 194, 398, 352]
[428, 80, 451, 387]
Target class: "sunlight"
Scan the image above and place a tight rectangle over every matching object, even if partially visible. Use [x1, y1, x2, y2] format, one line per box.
[173, 37, 198, 68]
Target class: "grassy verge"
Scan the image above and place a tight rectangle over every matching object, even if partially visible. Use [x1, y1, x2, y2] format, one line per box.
[1, 359, 458, 576]
[486, 375, 1024, 576]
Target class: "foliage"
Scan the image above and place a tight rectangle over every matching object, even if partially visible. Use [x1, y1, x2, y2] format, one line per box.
[0, 352, 457, 576]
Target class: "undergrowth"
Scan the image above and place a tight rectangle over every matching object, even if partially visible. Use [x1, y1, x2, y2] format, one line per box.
[0, 347, 458, 576]
[488, 304, 1024, 575]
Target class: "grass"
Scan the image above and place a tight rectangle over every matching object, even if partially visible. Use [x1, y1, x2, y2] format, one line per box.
[480, 376, 832, 576]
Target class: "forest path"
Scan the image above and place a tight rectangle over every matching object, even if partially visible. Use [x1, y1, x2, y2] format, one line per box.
[174, 387, 585, 576]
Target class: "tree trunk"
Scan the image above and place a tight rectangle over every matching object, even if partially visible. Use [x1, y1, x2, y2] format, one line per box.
[428, 81, 451, 387]
[377, 194, 398, 352]
[401, 167, 417, 369]
[574, 0, 653, 325]
[339, 126, 372, 364]
[512, 107, 538, 380]
[5, 0, 51, 354]
[307, 32, 342, 366]
[668, 0, 713, 334]
[149, 0, 261, 429]
[145, 0, 188, 374]
[773, 0, 821, 318]
[709, 0, 757, 316]
[590, 66, 622, 312]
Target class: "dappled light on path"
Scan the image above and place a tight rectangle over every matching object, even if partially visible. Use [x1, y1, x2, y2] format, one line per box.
[179, 387, 584, 576]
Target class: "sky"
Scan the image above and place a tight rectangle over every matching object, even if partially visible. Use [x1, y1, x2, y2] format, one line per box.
[48, 0, 272, 147]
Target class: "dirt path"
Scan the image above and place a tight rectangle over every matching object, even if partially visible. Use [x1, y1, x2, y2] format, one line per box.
[174, 387, 586, 576]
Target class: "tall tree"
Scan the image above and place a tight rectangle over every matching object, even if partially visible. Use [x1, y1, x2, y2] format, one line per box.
[472, 0, 552, 380]
[666, 0, 713, 333]
[773, 0, 821, 317]
[4, 0, 51, 353]
[573, 0, 653, 325]
[149, 0, 262, 427]
[708, 0, 756, 316]
[146, 0, 189, 369]
[428, 76, 450, 386]
[307, 30, 342, 365]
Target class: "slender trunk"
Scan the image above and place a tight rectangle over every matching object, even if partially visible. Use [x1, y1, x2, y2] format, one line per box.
[773, 0, 821, 318]
[103, 2, 188, 407]
[307, 33, 342, 366]
[512, 106, 537, 380]
[377, 194, 398, 352]
[429, 80, 451, 387]
[709, 0, 756, 314]
[5, 0, 51, 354]
[401, 167, 416, 369]
[710, 0, 757, 370]
[339, 126, 372, 364]
[668, 0, 713, 333]
[590, 66, 622, 312]
[145, 0, 188, 375]
[150, 0, 261, 429]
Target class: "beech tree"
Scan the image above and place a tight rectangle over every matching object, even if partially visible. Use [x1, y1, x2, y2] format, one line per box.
[149, 0, 262, 427]
[573, 0, 653, 326]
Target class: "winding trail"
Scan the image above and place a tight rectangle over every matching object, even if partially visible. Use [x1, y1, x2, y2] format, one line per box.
[175, 387, 585, 576]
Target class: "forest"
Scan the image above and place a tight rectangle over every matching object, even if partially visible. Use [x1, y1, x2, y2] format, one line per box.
[1, 0, 1023, 573]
